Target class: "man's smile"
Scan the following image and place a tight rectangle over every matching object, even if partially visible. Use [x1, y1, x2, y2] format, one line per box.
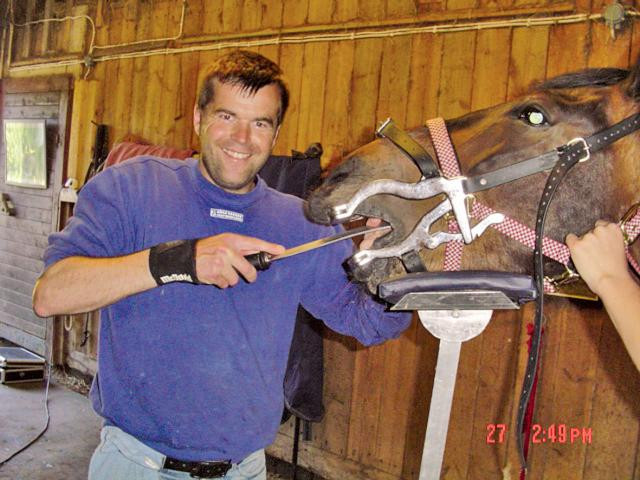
[222, 147, 251, 160]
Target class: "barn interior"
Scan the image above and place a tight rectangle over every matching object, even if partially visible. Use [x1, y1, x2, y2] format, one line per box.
[1, 1, 640, 479]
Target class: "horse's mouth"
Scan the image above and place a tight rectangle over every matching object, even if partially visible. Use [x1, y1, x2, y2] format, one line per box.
[346, 208, 404, 293]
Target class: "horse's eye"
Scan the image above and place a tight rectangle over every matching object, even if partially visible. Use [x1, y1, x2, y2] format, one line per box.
[519, 106, 549, 127]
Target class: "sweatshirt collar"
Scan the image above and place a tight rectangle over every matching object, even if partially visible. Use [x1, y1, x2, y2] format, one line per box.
[188, 157, 267, 208]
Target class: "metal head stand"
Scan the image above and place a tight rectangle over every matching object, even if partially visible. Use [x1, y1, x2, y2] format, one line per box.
[379, 271, 537, 480]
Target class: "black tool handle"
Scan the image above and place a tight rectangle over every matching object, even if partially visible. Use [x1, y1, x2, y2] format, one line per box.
[245, 252, 272, 270]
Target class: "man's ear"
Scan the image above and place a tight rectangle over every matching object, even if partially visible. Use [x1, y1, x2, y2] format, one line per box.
[271, 125, 281, 149]
[193, 103, 201, 136]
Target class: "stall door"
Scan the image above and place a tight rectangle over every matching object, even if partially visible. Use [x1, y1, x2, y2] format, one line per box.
[0, 78, 70, 356]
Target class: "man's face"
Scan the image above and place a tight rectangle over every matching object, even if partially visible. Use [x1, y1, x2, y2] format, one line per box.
[194, 80, 281, 194]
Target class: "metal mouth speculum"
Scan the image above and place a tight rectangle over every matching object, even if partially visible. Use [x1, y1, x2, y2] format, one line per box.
[331, 178, 504, 267]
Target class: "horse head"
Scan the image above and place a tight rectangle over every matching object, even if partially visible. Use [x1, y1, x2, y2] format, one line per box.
[307, 57, 640, 293]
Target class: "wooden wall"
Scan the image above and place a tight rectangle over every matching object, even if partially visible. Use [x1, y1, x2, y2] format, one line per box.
[2, 0, 640, 479]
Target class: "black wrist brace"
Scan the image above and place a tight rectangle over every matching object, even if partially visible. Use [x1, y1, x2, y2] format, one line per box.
[148, 239, 200, 285]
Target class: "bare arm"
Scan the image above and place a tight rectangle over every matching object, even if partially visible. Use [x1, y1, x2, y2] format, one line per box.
[33, 233, 284, 317]
[33, 250, 155, 317]
[567, 221, 640, 371]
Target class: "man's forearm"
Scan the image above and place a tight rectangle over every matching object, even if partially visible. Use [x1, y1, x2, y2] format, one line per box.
[33, 250, 156, 317]
[598, 275, 640, 371]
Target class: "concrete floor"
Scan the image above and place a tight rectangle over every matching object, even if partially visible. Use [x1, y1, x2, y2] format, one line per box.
[0, 372, 101, 480]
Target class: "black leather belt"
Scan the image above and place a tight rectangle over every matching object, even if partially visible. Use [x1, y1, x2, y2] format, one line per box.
[163, 456, 232, 478]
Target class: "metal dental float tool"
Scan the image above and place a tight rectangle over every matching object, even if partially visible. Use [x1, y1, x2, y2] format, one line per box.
[245, 224, 392, 270]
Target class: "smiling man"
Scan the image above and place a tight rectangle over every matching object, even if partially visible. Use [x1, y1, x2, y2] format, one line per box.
[32, 50, 410, 480]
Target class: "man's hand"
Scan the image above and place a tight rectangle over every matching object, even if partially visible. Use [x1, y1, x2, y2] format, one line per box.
[194, 233, 285, 288]
[566, 220, 630, 296]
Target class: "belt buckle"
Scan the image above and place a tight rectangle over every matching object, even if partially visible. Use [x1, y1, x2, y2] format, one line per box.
[189, 460, 232, 479]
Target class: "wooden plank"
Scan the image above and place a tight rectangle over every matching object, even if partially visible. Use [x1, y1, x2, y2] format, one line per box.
[269, 428, 400, 480]
[3, 92, 60, 106]
[0, 301, 44, 337]
[0, 251, 45, 274]
[587, 22, 632, 69]
[199, 0, 221, 36]
[242, 0, 263, 31]
[406, 33, 443, 127]
[546, 24, 589, 78]
[314, 331, 358, 457]
[66, 79, 99, 184]
[376, 36, 412, 126]
[333, 0, 358, 22]
[470, 29, 511, 110]
[0, 299, 45, 330]
[273, 44, 304, 156]
[0, 262, 40, 285]
[295, 43, 329, 150]
[320, 40, 355, 169]
[346, 343, 388, 465]
[127, 0, 152, 141]
[506, 26, 549, 99]
[110, 2, 137, 146]
[1, 237, 46, 261]
[282, 0, 309, 27]
[525, 301, 599, 479]
[0, 274, 34, 298]
[400, 323, 438, 478]
[386, 0, 416, 16]
[0, 322, 45, 356]
[0, 284, 34, 311]
[373, 326, 421, 475]
[7, 204, 51, 224]
[173, 52, 201, 149]
[2, 76, 70, 94]
[222, 0, 243, 33]
[358, 0, 386, 21]
[437, 31, 476, 119]
[308, 0, 335, 24]
[346, 38, 383, 150]
[261, 0, 284, 28]
[0, 190, 53, 210]
[584, 311, 640, 480]
[157, 53, 182, 144]
[142, 2, 170, 144]
[0, 215, 52, 237]
[0, 226, 49, 250]
[3, 104, 59, 118]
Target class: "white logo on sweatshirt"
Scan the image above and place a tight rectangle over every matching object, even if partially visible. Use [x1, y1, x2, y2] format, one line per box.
[210, 208, 244, 223]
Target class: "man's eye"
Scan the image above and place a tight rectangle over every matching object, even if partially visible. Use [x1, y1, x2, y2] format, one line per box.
[218, 112, 232, 121]
[255, 121, 271, 129]
[518, 106, 549, 127]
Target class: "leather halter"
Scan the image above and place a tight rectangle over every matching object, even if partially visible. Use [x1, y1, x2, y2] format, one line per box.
[381, 112, 640, 474]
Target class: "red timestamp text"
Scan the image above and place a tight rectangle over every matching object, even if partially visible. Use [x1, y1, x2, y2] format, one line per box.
[486, 423, 593, 444]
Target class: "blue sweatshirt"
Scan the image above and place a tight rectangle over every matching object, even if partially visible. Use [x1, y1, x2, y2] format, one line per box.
[44, 156, 410, 463]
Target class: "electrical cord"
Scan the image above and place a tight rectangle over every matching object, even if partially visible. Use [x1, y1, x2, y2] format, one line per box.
[0, 359, 52, 467]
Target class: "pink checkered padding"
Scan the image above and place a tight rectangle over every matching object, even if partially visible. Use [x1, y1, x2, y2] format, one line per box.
[426, 118, 461, 178]
[622, 211, 640, 275]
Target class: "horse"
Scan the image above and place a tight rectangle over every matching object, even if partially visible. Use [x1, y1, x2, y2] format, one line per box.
[306, 58, 640, 294]
[305, 57, 640, 477]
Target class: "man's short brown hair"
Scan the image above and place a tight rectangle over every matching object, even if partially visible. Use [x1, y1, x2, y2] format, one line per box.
[197, 50, 290, 126]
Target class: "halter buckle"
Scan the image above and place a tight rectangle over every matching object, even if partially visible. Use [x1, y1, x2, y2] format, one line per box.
[618, 201, 640, 246]
[544, 266, 598, 301]
[566, 137, 591, 162]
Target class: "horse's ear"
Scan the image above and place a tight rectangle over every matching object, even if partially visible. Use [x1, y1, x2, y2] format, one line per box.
[626, 56, 640, 99]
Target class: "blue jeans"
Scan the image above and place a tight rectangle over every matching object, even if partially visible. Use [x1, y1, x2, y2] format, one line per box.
[88, 426, 266, 480]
